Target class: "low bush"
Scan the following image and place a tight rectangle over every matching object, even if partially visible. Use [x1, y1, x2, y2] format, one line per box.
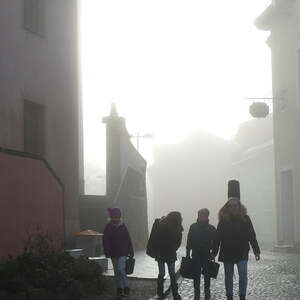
[0, 232, 104, 299]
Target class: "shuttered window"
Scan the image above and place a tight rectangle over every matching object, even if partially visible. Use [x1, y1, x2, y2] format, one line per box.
[24, 100, 46, 156]
[23, 0, 44, 36]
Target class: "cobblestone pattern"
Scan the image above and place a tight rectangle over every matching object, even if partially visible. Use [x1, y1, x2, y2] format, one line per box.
[173, 252, 300, 300]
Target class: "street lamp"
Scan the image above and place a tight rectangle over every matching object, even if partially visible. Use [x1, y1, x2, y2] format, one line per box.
[129, 133, 154, 152]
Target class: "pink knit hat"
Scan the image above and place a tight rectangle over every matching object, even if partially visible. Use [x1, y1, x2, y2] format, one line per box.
[108, 207, 121, 218]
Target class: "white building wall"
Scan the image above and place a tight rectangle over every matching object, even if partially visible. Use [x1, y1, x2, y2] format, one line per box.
[0, 0, 81, 243]
[232, 144, 276, 245]
[264, 0, 300, 249]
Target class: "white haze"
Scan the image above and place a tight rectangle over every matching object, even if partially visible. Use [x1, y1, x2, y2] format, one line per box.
[80, 0, 272, 195]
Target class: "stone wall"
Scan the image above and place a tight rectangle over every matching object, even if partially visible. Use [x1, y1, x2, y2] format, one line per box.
[79, 195, 109, 234]
[114, 167, 148, 250]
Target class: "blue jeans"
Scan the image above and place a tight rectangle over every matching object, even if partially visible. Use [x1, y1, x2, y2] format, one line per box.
[224, 260, 248, 297]
[157, 261, 178, 297]
[111, 256, 128, 289]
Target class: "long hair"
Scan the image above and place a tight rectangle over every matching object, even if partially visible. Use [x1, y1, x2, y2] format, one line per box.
[162, 211, 183, 232]
[218, 197, 247, 222]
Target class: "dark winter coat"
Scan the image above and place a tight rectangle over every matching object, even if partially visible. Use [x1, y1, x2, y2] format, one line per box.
[186, 221, 216, 260]
[103, 222, 134, 258]
[146, 218, 160, 258]
[155, 218, 183, 263]
[212, 215, 260, 263]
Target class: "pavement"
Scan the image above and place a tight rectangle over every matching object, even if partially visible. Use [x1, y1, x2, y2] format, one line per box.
[103, 251, 165, 279]
[104, 248, 185, 279]
[173, 251, 300, 300]
[104, 250, 300, 299]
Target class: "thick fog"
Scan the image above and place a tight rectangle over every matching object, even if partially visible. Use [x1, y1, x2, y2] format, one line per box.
[148, 116, 276, 246]
[81, 0, 279, 249]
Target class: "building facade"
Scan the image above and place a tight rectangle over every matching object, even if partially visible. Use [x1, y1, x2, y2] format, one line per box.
[0, 0, 82, 245]
[0, 149, 65, 258]
[80, 105, 149, 250]
[255, 0, 300, 250]
[232, 116, 276, 246]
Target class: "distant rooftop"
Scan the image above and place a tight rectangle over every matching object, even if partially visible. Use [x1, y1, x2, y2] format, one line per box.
[234, 115, 273, 149]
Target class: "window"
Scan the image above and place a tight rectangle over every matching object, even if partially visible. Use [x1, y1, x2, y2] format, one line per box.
[24, 100, 46, 156]
[23, 0, 44, 36]
[297, 49, 300, 104]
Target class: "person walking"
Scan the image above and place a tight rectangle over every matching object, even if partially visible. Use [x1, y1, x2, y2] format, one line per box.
[151, 211, 183, 300]
[212, 180, 260, 300]
[103, 208, 134, 298]
[186, 208, 216, 300]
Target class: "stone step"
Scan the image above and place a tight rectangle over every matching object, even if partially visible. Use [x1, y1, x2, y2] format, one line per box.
[88, 256, 109, 271]
[273, 244, 295, 253]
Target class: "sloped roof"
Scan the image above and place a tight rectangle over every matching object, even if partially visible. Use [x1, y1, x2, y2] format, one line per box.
[234, 115, 273, 149]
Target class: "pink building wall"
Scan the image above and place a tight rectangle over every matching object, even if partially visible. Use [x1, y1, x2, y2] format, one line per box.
[0, 0, 82, 244]
[0, 151, 64, 259]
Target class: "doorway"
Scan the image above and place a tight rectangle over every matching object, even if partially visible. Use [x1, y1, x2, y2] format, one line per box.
[280, 169, 295, 245]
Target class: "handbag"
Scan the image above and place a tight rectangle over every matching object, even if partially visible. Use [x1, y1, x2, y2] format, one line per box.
[206, 259, 220, 279]
[179, 256, 194, 279]
[125, 257, 135, 275]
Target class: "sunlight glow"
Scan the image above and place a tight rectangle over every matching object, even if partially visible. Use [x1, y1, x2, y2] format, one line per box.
[80, 0, 272, 194]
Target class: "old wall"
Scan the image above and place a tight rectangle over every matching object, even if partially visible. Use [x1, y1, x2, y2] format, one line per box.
[256, 0, 300, 250]
[0, 150, 64, 259]
[99, 107, 149, 250]
[79, 195, 108, 234]
[0, 0, 81, 243]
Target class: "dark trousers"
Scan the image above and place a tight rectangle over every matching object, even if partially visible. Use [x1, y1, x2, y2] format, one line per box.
[157, 261, 178, 297]
[193, 256, 211, 300]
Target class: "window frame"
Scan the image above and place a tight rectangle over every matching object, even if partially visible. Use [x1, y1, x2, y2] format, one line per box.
[23, 0, 45, 37]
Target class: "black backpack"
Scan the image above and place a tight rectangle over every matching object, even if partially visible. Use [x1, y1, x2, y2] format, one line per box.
[146, 218, 160, 258]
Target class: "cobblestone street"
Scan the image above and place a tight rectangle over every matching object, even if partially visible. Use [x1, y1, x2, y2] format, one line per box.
[173, 252, 300, 300]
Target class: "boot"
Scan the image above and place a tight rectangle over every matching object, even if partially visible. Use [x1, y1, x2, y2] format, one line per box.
[193, 290, 200, 300]
[116, 288, 123, 297]
[173, 294, 181, 300]
[240, 295, 246, 300]
[171, 282, 181, 300]
[226, 296, 233, 300]
[204, 288, 211, 300]
[123, 286, 130, 297]
[157, 278, 164, 299]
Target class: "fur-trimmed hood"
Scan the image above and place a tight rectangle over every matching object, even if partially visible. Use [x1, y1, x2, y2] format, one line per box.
[218, 201, 247, 222]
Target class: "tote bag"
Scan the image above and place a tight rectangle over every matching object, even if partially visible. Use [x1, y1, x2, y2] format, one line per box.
[125, 257, 135, 275]
[179, 256, 194, 279]
[206, 259, 220, 279]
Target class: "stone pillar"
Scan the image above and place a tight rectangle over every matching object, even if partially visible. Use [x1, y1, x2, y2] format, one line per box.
[102, 104, 124, 201]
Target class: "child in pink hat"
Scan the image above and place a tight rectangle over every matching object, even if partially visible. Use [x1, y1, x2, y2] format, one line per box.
[103, 208, 134, 298]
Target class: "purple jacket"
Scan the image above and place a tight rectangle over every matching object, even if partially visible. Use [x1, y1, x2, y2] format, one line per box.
[103, 222, 134, 258]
